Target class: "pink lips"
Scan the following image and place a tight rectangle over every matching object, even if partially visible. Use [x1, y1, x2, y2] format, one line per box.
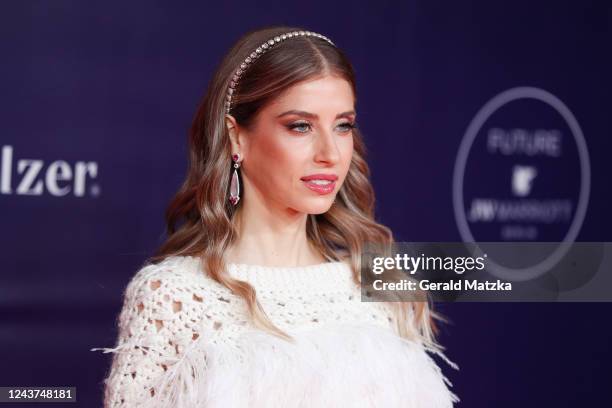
[300, 173, 338, 195]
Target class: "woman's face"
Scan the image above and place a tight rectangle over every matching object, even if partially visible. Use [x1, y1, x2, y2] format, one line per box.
[231, 74, 355, 215]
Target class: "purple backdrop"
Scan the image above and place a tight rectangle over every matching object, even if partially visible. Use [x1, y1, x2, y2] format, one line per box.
[1, 1, 610, 406]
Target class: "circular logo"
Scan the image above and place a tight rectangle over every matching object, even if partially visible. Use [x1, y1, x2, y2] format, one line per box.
[453, 87, 591, 281]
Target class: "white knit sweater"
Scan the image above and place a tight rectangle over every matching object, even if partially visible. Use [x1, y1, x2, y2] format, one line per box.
[91, 255, 458, 407]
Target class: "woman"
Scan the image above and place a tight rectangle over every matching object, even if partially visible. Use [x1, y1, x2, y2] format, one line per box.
[91, 26, 458, 407]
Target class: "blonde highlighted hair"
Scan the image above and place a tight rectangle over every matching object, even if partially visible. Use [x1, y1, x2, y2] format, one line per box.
[147, 25, 447, 351]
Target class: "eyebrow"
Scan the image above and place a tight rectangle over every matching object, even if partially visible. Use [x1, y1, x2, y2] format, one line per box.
[276, 109, 356, 120]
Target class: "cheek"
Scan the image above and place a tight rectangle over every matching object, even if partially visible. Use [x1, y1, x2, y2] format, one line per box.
[341, 137, 354, 171]
[249, 137, 303, 187]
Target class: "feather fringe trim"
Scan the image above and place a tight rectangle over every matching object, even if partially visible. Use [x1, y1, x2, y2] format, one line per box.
[92, 322, 459, 407]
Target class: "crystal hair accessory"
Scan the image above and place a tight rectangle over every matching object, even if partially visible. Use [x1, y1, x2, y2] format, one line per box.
[224, 30, 335, 114]
[229, 152, 242, 206]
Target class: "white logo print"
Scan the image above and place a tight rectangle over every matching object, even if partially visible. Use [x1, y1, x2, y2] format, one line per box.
[512, 165, 537, 197]
[0, 145, 100, 197]
[453, 86, 591, 281]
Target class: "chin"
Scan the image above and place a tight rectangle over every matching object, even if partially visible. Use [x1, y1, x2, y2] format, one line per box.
[307, 206, 333, 215]
[308, 200, 337, 214]
[292, 197, 336, 215]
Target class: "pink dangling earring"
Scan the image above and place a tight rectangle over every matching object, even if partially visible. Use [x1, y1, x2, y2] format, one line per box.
[229, 153, 241, 206]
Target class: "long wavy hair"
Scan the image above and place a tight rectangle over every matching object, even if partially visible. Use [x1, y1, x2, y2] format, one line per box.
[147, 25, 446, 351]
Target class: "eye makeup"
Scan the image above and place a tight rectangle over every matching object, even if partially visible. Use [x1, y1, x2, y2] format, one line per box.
[285, 121, 356, 134]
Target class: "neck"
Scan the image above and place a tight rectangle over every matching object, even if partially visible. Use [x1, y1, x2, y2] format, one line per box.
[225, 196, 326, 268]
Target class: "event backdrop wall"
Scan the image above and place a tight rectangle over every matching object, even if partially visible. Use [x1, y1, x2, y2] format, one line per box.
[1, 1, 610, 407]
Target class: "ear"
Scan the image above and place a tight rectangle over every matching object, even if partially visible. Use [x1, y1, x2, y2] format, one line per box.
[225, 114, 244, 156]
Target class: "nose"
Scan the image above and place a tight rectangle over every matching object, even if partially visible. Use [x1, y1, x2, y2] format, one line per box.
[313, 129, 341, 165]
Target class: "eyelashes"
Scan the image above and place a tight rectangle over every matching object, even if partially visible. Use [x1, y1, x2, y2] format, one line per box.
[286, 121, 357, 134]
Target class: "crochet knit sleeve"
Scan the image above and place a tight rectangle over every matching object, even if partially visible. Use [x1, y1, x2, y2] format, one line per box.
[92, 262, 225, 408]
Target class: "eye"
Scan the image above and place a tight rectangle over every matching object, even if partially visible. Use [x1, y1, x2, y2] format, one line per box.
[287, 121, 312, 133]
[287, 121, 357, 134]
[337, 122, 357, 133]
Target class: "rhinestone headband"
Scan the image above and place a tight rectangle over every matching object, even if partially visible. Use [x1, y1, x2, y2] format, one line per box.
[224, 30, 335, 114]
